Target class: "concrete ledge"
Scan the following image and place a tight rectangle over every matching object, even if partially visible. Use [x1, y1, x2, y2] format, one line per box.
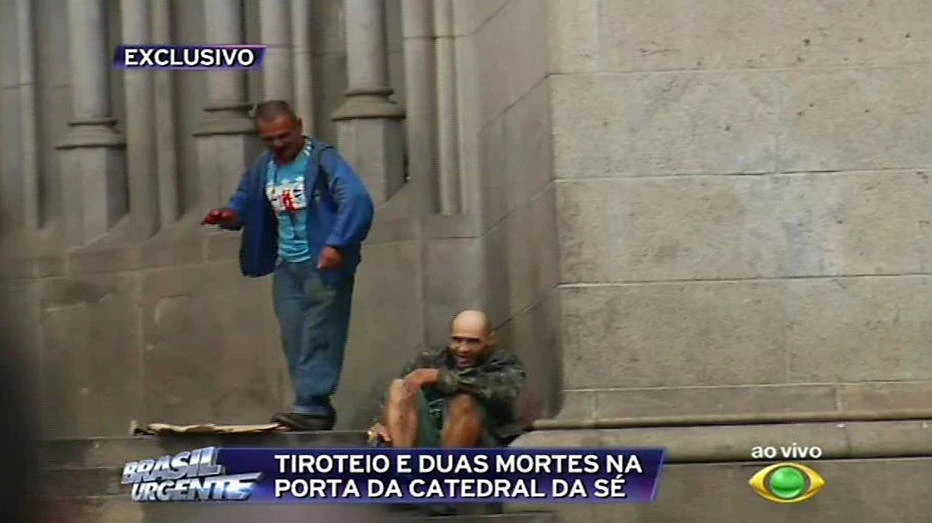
[514, 419, 932, 463]
[548, 382, 932, 423]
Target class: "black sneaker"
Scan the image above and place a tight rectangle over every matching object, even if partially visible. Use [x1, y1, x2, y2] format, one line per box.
[271, 412, 335, 431]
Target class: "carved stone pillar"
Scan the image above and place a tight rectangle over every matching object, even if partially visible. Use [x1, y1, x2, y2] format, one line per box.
[332, 0, 406, 206]
[259, 0, 294, 102]
[57, 0, 127, 246]
[121, 0, 159, 239]
[194, 0, 258, 208]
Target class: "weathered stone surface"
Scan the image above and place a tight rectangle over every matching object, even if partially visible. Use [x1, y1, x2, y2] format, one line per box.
[479, 111, 508, 225]
[454, 0, 509, 36]
[840, 381, 932, 412]
[483, 218, 512, 327]
[0, 88, 23, 230]
[336, 118, 405, 206]
[311, 0, 347, 56]
[482, 79, 553, 229]
[503, 187, 559, 317]
[512, 458, 932, 522]
[558, 171, 932, 282]
[550, 0, 932, 73]
[1, 254, 66, 280]
[785, 276, 932, 382]
[558, 384, 838, 422]
[552, 73, 778, 178]
[40, 274, 143, 437]
[561, 283, 787, 389]
[140, 261, 281, 426]
[475, 0, 548, 125]
[561, 276, 932, 390]
[312, 52, 348, 143]
[558, 177, 782, 282]
[205, 231, 240, 261]
[335, 240, 424, 428]
[781, 67, 932, 172]
[546, 0, 600, 74]
[424, 237, 486, 347]
[1, 279, 41, 411]
[37, 84, 71, 225]
[195, 134, 262, 211]
[60, 146, 127, 247]
[495, 290, 562, 422]
[68, 237, 205, 275]
[514, 420, 932, 461]
[0, 3, 17, 87]
[457, 32, 483, 216]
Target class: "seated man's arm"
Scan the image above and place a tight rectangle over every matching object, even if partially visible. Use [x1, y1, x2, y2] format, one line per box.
[371, 349, 443, 424]
[435, 352, 526, 411]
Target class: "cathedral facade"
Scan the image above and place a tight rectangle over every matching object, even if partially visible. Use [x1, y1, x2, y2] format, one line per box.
[1, 1, 930, 520]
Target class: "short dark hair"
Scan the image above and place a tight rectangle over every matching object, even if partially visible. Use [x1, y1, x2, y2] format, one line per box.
[253, 100, 298, 123]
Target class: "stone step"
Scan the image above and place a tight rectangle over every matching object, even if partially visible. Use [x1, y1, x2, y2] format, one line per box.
[41, 430, 369, 469]
[44, 496, 553, 523]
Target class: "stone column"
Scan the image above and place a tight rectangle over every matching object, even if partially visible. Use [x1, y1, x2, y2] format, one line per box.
[194, 0, 258, 208]
[259, 0, 293, 102]
[432, 0, 461, 215]
[332, 0, 406, 206]
[17, 0, 41, 231]
[56, 0, 127, 246]
[152, 0, 180, 224]
[401, 0, 436, 216]
[291, 0, 315, 133]
[121, 0, 159, 239]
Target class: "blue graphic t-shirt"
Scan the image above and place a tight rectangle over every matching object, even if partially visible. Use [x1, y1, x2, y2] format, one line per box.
[265, 140, 313, 263]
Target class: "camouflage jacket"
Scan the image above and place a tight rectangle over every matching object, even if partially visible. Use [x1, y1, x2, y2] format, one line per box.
[387, 346, 527, 442]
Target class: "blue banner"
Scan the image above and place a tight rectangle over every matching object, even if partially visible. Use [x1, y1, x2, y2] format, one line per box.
[113, 45, 267, 70]
[121, 447, 665, 504]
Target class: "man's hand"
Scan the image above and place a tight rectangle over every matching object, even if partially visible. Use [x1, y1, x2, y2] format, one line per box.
[317, 246, 344, 270]
[403, 368, 440, 390]
[369, 422, 391, 443]
[201, 208, 238, 227]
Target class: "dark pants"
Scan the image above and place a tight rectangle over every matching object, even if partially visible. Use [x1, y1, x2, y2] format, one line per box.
[273, 260, 354, 418]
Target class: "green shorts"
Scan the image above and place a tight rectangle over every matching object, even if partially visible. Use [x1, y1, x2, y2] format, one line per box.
[417, 392, 499, 447]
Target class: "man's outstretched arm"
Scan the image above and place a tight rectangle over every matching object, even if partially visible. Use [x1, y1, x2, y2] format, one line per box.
[202, 162, 258, 230]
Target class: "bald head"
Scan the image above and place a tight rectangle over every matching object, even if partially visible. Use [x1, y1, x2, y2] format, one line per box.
[449, 310, 493, 368]
[451, 310, 492, 335]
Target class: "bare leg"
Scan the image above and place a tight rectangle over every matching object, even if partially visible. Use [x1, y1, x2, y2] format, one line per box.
[441, 394, 483, 447]
[384, 379, 419, 447]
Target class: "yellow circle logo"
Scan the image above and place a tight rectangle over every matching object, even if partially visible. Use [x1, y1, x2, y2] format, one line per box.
[748, 463, 825, 504]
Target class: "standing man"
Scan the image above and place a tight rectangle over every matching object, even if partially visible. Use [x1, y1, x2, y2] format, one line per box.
[202, 100, 374, 431]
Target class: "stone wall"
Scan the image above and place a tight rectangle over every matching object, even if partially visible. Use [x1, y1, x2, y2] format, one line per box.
[546, 0, 932, 425]
[0, 0, 564, 438]
[0, 0, 427, 437]
[435, 0, 561, 420]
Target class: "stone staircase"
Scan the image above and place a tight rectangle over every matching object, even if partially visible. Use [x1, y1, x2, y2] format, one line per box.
[40, 431, 554, 523]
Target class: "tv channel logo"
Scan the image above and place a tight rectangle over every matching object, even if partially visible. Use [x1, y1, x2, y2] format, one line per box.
[748, 463, 825, 503]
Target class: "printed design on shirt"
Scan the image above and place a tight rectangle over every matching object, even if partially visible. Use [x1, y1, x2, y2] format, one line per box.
[266, 139, 314, 214]
[266, 176, 307, 214]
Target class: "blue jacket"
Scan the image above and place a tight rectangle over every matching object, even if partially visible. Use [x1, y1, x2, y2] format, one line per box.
[223, 139, 374, 281]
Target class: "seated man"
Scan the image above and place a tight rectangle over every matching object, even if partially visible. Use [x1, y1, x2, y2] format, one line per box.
[370, 310, 526, 450]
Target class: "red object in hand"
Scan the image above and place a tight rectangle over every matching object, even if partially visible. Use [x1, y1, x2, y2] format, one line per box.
[201, 208, 238, 226]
